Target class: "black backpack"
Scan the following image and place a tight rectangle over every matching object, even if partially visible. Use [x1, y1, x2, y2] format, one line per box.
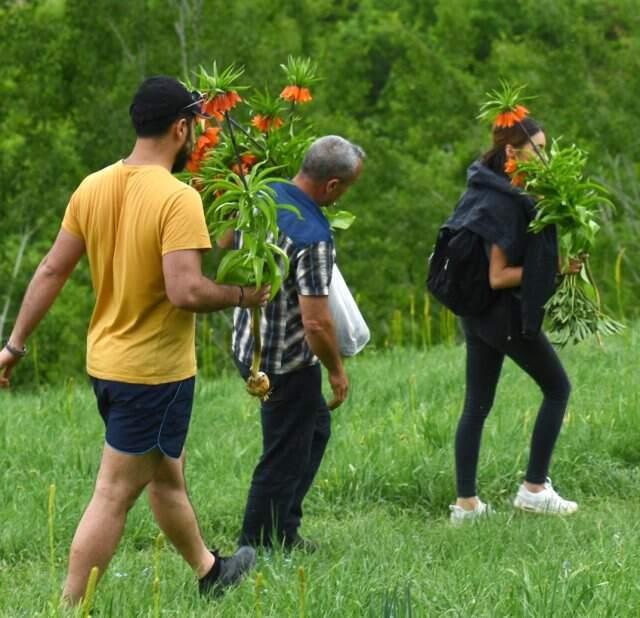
[426, 226, 497, 317]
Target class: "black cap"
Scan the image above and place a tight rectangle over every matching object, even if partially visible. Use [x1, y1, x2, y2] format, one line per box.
[129, 75, 211, 129]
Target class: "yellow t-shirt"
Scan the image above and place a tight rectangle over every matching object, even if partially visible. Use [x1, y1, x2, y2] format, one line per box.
[62, 161, 212, 384]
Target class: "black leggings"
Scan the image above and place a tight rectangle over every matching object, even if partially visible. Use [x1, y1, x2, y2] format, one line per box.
[455, 322, 571, 498]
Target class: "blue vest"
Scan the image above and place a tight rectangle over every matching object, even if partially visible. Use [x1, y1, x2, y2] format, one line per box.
[271, 182, 332, 248]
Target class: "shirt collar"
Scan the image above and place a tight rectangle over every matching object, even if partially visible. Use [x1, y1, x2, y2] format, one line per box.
[281, 182, 329, 225]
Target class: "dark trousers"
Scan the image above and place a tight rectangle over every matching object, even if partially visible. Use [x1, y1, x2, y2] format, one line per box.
[455, 319, 571, 497]
[237, 362, 331, 547]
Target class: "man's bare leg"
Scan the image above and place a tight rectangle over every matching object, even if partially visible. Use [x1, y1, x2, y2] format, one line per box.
[62, 444, 162, 604]
[147, 451, 214, 578]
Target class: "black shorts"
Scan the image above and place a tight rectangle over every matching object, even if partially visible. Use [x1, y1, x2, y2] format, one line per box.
[91, 376, 195, 459]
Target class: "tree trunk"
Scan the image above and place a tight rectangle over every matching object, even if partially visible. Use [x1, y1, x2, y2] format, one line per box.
[0, 228, 35, 343]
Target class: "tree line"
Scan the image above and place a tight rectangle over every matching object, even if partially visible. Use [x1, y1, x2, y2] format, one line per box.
[1, 0, 639, 385]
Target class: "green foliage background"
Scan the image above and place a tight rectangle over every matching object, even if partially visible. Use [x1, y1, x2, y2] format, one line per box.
[1, 0, 639, 384]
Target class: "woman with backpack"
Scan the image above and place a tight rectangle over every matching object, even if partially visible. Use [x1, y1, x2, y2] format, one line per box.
[447, 116, 582, 524]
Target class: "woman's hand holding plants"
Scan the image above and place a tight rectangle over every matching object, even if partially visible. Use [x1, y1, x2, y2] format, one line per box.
[562, 254, 588, 275]
[479, 81, 623, 346]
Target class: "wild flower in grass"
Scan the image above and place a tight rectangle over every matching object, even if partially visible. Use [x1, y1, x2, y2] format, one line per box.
[407, 375, 417, 415]
[614, 248, 626, 320]
[255, 572, 265, 618]
[81, 566, 99, 618]
[64, 378, 75, 421]
[48, 483, 59, 614]
[423, 292, 433, 349]
[298, 566, 306, 618]
[153, 533, 164, 618]
[48, 484, 56, 580]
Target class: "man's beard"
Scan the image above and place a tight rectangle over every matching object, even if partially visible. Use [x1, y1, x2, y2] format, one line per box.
[171, 123, 192, 173]
[171, 144, 190, 173]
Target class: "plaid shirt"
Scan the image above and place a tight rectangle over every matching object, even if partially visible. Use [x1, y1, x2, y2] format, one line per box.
[232, 183, 334, 375]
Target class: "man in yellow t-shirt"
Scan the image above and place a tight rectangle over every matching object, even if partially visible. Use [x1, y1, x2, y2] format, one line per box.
[0, 76, 269, 602]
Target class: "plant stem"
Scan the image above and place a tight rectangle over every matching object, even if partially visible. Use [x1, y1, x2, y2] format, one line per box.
[229, 116, 275, 159]
[224, 112, 266, 381]
[250, 307, 262, 377]
[224, 111, 250, 192]
[583, 257, 602, 309]
[288, 100, 297, 136]
[517, 120, 547, 166]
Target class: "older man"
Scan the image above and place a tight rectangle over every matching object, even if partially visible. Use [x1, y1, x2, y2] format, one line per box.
[222, 135, 365, 549]
[0, 76, 268, 602]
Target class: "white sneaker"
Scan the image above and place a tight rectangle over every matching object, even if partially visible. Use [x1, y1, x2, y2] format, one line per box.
[449, 500, 491, 526]
[513, 479, 578, 515]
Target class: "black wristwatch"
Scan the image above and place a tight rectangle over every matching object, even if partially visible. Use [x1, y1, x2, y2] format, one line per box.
[5, 342, 27, 358]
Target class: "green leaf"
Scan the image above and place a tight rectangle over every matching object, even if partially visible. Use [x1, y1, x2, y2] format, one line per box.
[216, 250, 255, 285]
[326, 209, 356, 231]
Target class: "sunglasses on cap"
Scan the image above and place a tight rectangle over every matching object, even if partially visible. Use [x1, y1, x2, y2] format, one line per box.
[182, 90, 212, 118]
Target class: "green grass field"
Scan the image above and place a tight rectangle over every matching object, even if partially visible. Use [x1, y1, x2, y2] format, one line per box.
[1, 327, 639, 617]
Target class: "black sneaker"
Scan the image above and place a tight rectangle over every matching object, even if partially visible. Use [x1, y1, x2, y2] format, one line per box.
[283, 534, 319, 554]
[198, 546, 256, 597]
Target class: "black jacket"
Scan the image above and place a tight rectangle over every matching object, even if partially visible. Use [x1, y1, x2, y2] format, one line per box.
[446, 161, 558, 339]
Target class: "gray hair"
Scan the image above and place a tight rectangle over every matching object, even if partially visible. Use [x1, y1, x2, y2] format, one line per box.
[300, 135, 366, 182]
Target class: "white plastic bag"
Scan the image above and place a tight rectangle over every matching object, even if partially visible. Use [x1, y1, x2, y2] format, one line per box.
[328, 264, 370, 356]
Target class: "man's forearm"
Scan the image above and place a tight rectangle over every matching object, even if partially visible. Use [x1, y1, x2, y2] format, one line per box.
[10, 261, 69, 347]
[183, 277, 242, 313]
[304, 322, 343, 374]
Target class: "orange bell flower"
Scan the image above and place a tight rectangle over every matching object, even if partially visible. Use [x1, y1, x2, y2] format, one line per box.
[204, 91, 242, 118]
[514, 105, 529, 121]
[504, 158, 519, 174]
[280, 85, 313, 104]
[241, 153, 258, 167]
[187, 126, 220, 175]
[495, 105, 529, 129]
[231, 153, 258, 177]
[495, 111, 518, 128]
[196, 126, 220, 151]
[504, 157, 526, 186]
[186, 157, 201, 174]
[251, 114, 284, 132]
